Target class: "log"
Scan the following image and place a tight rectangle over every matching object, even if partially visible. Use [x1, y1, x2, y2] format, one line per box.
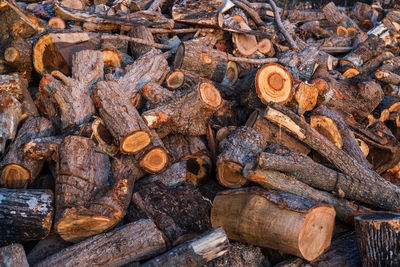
[0, 116, 54, 188]
[0, 73, 25, 101]
[92, 80, 152, 154]
[217, 126, 268, 188]
[129, 25, 155, 59]
[47, 17, 66, 29]
[90, 117, 118, 156]
[0, 93, 22, 155]
[35, 49, 102, 130]
[375, 68, 400, 84]
[263, 103, 400, 212]
[293, 81, 319, 115]
[173, 40, 238, 85]
[3, 37, 33, 81]
[172, 0, 222, 27]
[211, 187, 335, 261]
[141, 227, 229, 267]
[27, 234, 72, 266]
[355, 212, 400, 267]
[310, 114, 343, 148]
[322, 2, 358, 29]
[359, 51, 394, 74]
[0, 188, 53, 246]
[0, 243, 29, 267]
[35, 219, 166, 267]
[140, 82, 183, 110]
[142, 81, 223, 136]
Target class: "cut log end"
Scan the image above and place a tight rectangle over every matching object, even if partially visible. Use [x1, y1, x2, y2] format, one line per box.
[225, 61, 239, 85]
[92, 118, 118, 156]
[310, 115, 343, 148]
[356, 138, 369, 157]
[185, 155, 212, 186]
[0, 164, 31, 188]
[232, 33, 258, 57]
[257, 38, 274, 56]
[295, 82, 318, 115]
[4, 46, 20, 63]
[139, 147, 169, 173]
[217, 162, 247, 188]
[101, 49, 122, 68]
[165, 70, 185, 90]
[199, 82, 222, 108]
[48, 17, 66, 29]
[121, 131, 151, 154]
[336, 25, 348, 37]
[255, 63, 293, 104]
[298, 206, 336, 261]
[342, 67, 360, 78]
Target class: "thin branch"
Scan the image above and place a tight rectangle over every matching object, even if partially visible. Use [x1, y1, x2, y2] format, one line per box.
[100, 34, 171, 49]
[231, 0, 266, 27]
[226, 55, 278, 64]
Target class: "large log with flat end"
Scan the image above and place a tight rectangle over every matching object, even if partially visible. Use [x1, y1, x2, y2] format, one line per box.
[211, 187, 335, 261]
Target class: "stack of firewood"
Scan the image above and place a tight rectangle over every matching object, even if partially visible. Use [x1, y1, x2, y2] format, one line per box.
[1, 0, 400, 266]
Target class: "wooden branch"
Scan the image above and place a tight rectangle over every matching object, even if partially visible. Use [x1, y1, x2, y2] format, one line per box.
[3, 0, 43, 32]
[101, 34, 171, 49]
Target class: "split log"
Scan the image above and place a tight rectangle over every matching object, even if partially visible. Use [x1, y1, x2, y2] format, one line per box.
[27, 234, 72, 266]
[54, 136, 135, 242]
[245, 111, 309, 154]
[0, 243, 29, 267]
[173, 40, 239, 85]
[0, 116, 54, 188]
[129, 179, 211, 246]
[90, 117, 118, 156]
[92, 80, 152, 154]
[141, 227, 229, 267]
[0, 188, 53, 246]
[211, 187, 335, 261]
[217, 126, 268, 188]
[0, 93, 22, 155]
[35, 219, 166, 267]
[142, 81, 223, 136]
[35, 49, 102, 130]
[293, 81, 319, 115]
[263, 103, 400, 212]
[355, 212, 400, 267]
[312, 67, 384, 119]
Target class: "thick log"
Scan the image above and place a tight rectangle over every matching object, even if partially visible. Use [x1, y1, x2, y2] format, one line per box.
[0, 93, 21, 155]
[142, 81, 223, 136]
[141, 227, 229, 267]
[0, 116, 54, 188]
[0, 243, 29, 267]
[172, 0, 221, 27]
[359, 51, 394, 75]
[129, 25, 155, 59]
[217, 126, 268, 188]
[322, 2, 358, 29]
[355, 212, 400, 267]
[4, 37, 33, 81]
[312, 67, 384, 119]
[92, 80, 152, 154]
[35, 219, 166, 267]
[90, 117, 118, 156]
[128, 179, 211, 246]
[36, 50, 102, 130]
[27, 234, 72, 266]
[211, 187, 335, 261]
[375, 68, 400, 85]
[263, 103, 400, 212]
[140, 82, 184, 110]
[0, 188, 53, 246]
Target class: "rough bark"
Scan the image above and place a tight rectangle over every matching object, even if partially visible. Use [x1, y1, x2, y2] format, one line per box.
[0, 243, 29, 267]
[35, 219, 166, 267]
[322, 2, 359, 29]
[211, 187, 335, 261]
[129, 25, 156, 59]
[0, 188, 53, 246]
[0, 93, 21, 155]
[27, 234, 72, 266]
[0, 72, 25, 101]
[3, 37, 33, 81]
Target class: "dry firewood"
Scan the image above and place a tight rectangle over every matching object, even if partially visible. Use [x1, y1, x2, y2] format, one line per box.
[129, 25, 155, 59]
[217, 126, 268, 188]
[92, 80, 153, 154]
[0, 72, 25, 101]
[36, 219, 166, 267]
[0, 93, 22, 155]
[35, 50, 102, 130]
[322, 2, 359, 29]
[164, 69, 199, 91]
[172, 0, 221, 28]
[311, 233, 361, 266]
[2, 0, 44, 33]
[0, 188, 53, 246]
[3, 37, 33, 81]
[263, 102, 400, 212]
[128, 179, 211, 246]
[359, 51, 394, 74]
[293, 81, 319, 115]
[369, 96, 400, 127]
[313, 105, 371, 168]
[53, 136, 136, 242]
[299, 21, 330, 39]
[312, 67, 384, 119]
[140, 82, 184, 110]
[142, 80, 223, 136]
[0, 116, 54, 188]
[375, 68, 400, 84]
[355, 212, 400, 267]
[47, 17, 66, 29]
[26, 234, 72, 266]
[284, 9, 326, 24]
[0, 243, 29, 267]
[243, 165, 372, 224]
[351, 2, 379, 26]
[211, 187, 335, 261]
[173, 40, 239, 85]
[141, 227, 229, 267]
[245, 111, 309, 154]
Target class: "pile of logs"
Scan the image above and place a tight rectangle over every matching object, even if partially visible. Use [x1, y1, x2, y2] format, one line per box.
[2, 0, 400, 265]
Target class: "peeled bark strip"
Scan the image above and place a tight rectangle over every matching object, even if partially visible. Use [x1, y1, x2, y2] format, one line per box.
[217, 126, 268, 188]
[211, 187, 335, 261]
[0, 243, 29, 267]
[245, 111, 309, 154]
[312, 67, 384, 119]
[27, 234, 72, 266]
[0, 188, 53, 246]
[36, 219, 166, 267]
[173, 40, 238, 85]
[0, 116, 54, 188]
[142, 227, 229, 267]
[355, 212, 400, 267]
[92, 80, 152, 154]
[142, 81, 223, 136]
[263, 103, 400, 212]
[54, 136, 135, 242]
[36, 50, 102, 130]
[0, 93, 22, 154]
